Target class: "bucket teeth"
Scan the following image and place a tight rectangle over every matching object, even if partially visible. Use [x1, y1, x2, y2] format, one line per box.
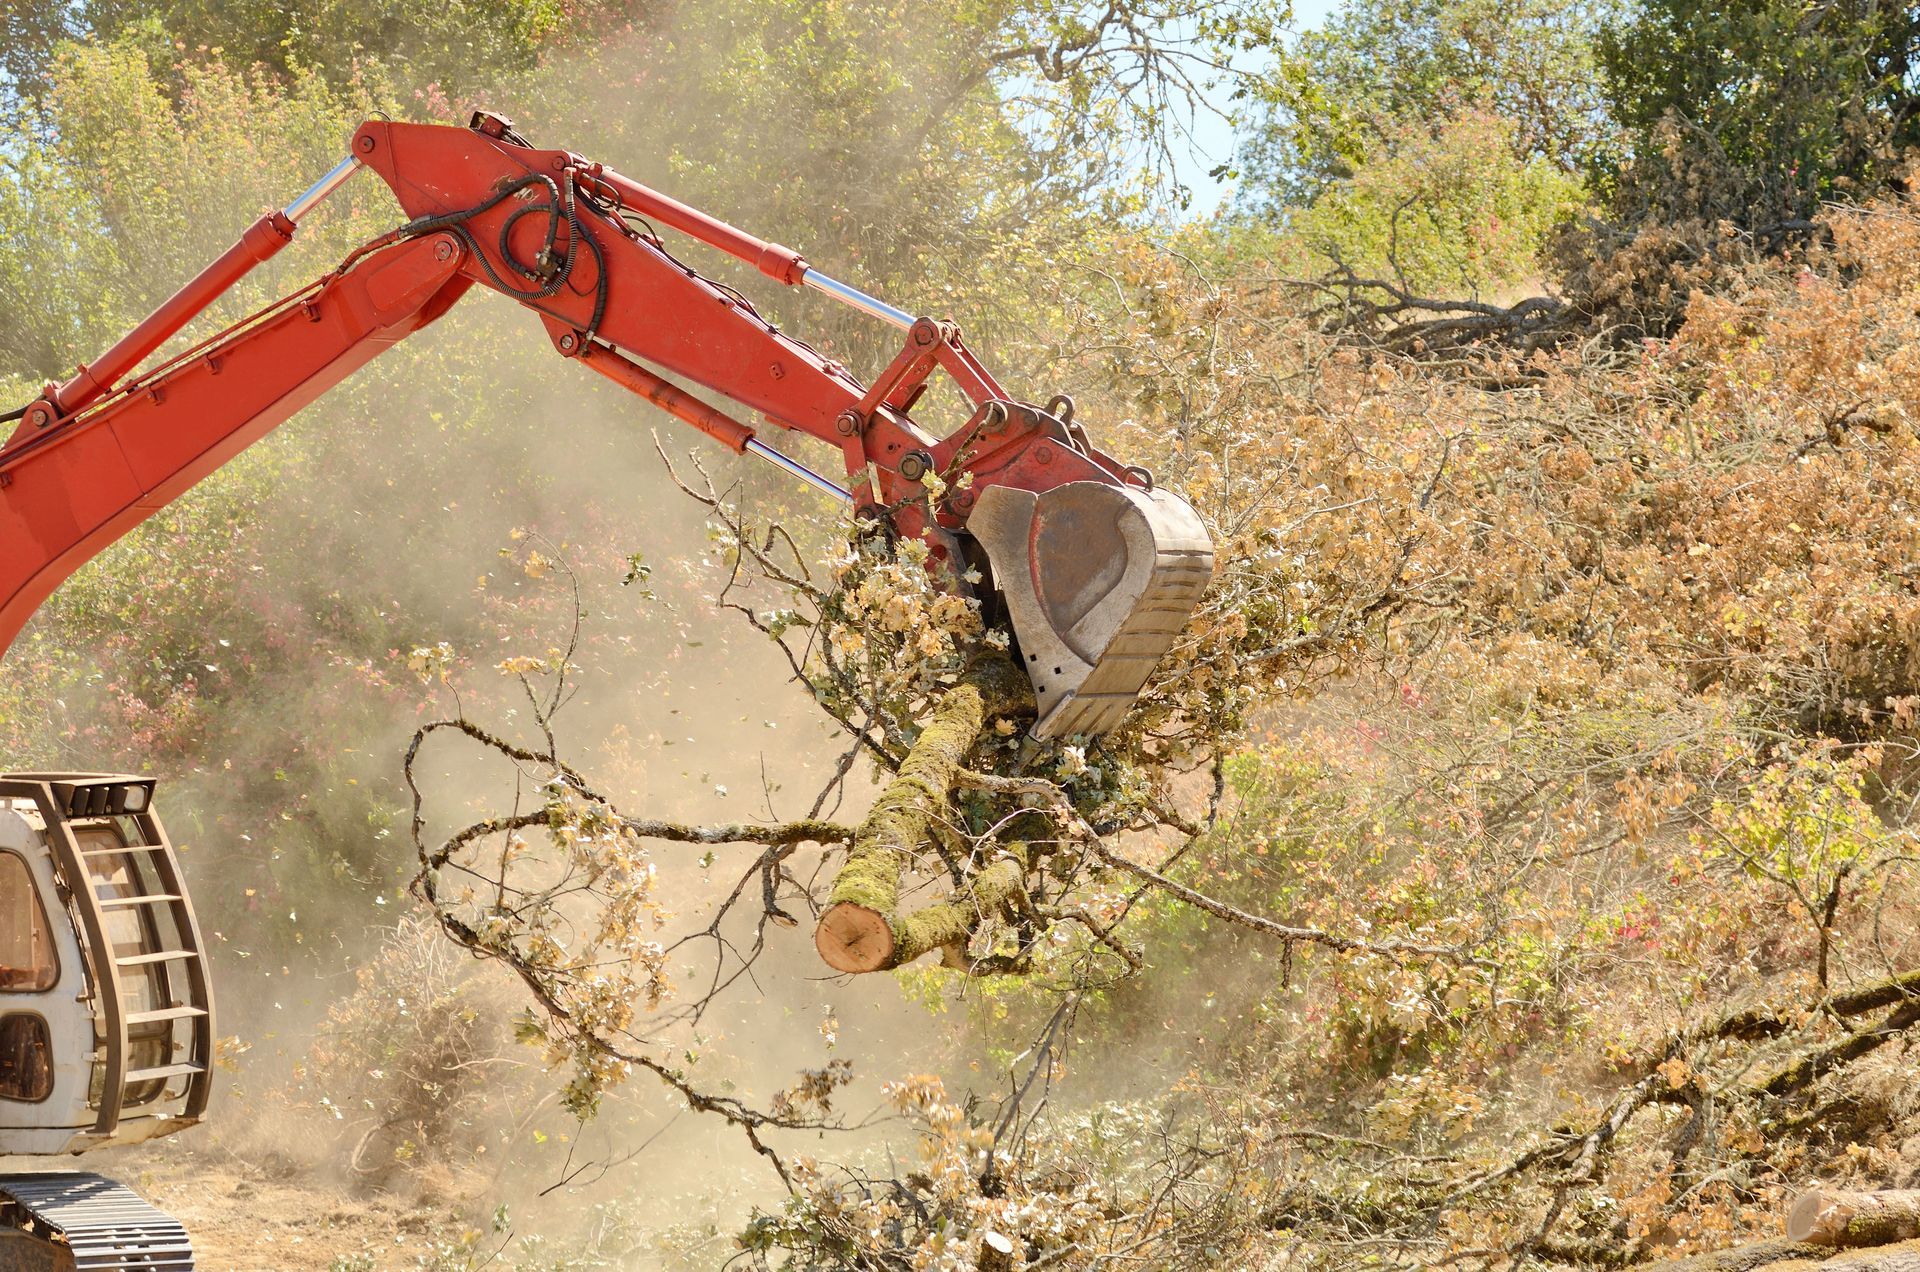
[968, 481, 1214, 738]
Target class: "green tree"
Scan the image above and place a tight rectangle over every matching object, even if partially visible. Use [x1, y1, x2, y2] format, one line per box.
[1597, 0, 1920, 226]
[1238, 0, 1616, 211]
[1292, 107, 1584, 295]
[0, 0, 83, 121]
[10, 0, 631, 106]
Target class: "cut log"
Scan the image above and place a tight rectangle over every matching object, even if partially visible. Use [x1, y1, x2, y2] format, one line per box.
[818, 844, 1032, 973]
[814, 902, 895, 973]
[815, 658, 1031, 973]
[978, 1229, 1017, 1271]
[1790, 1190, 1920, 1248]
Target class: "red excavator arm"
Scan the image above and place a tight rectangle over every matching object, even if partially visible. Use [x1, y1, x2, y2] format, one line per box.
[0, 112, 1211, 736]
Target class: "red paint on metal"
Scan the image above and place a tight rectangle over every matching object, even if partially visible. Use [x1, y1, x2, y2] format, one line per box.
[51, 211, 296, 416]
[0, 116, 1148, 662]
[346, 119, 929, 484]
[573, 340, 756, 454]
[0, 234, 469, 656]
[583, 166, 808, 284]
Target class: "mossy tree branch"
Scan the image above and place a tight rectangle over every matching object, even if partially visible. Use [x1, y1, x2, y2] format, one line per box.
[815, 657, 1032, 973]
[891, 843, 1031, 971]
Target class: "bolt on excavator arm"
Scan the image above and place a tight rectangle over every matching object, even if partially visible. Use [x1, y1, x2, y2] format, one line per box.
[0, 111, 1212, 736]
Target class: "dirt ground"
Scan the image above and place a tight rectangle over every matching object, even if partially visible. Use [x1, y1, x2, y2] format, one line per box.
[3, 1146, 466, 1272]
[146, 1156, 452, 1271]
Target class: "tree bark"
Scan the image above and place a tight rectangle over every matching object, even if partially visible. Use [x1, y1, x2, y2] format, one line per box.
[977, 1229, 1018, 1271]
[890, 844, 1030, 969]
[1790, 1190, 1920, 1248]
[819, 843, 1032, 973]
[814, 658, 1031, 973]
[1758, 1001, 1920, 1098]
[1640, 1238, 1830, 1272]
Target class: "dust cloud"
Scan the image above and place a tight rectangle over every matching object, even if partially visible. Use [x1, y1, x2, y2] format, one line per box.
[56, 186, 951, 1272]
[2, 6, 1051, 1257]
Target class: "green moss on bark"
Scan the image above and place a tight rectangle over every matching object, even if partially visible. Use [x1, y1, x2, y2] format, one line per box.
[826, 662, 1012, 914]
[889, 844, 1030, 968]
[815, 657, 1034, 972]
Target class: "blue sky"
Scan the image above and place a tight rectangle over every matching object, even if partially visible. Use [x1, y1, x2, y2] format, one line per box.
[1175, 0, 1339, 213]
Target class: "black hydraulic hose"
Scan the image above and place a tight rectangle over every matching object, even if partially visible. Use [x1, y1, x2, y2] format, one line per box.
[412, 169, 608, 342]
[2, 173, 602, 439]
[500, 201, 563, 279]
[393, 171, 560, 241]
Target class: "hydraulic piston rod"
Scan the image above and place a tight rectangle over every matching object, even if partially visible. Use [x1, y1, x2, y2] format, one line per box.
[39, 156, 361, 421]
[799, 270, 915, 331]
[575, 146, 915, 331]
[746, 438, 852, 502]
[283, 154, 362, 220]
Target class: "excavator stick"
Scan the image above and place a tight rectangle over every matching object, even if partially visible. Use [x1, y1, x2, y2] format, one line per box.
[1, 112, 1216, 738]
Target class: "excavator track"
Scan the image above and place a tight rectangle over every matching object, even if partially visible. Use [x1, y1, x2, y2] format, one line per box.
[0, 1173, 193, 1271]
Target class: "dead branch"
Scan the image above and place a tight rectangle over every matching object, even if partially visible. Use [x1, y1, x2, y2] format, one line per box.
[1280, 264, 1579, 359]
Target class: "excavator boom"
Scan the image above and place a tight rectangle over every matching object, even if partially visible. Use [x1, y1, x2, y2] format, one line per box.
[0, 111, 1217, 1269]
[0, 111, 1211, 737]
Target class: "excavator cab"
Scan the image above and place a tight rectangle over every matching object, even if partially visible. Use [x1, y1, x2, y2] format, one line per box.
[0, 776, 207, 1270]
[0, 774, 213, 1151]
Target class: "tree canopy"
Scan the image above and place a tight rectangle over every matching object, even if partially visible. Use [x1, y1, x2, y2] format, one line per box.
[1598, 0, 1920, 225]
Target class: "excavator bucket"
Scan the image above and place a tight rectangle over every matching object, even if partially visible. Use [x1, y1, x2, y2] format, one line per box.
[969, 481, 1214, 738]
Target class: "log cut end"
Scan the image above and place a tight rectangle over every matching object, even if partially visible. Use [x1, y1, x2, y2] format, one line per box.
[1790, 1190, 1840, 1245]
[816, 902, 896, 973]
[1787, 1188, 1920, 1248]
[978, 1229, 1017, 1272]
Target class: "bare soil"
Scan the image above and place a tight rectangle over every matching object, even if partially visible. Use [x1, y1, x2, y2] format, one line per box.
[77, 1147, 459, 1271]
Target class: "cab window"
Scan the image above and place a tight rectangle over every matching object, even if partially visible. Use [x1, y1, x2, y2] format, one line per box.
[0, 1013, 52, 1102]
[0, 852, 57, 992]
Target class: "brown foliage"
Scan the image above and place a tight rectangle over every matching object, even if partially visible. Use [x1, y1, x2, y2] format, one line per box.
[399, 192, 1920, 1267]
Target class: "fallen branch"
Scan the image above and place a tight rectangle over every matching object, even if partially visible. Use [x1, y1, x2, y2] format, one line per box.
[1757, 1000, 1920, 1098]
[1640, 1189, 1920, 1271]
[814, 658, 1031, 972]
[1279, 264, 1578, 358]
[1640, 1238, 1829, 1271]
[1790, 1189, 1920, 1247]
[1440, 967, 1920, 1245]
